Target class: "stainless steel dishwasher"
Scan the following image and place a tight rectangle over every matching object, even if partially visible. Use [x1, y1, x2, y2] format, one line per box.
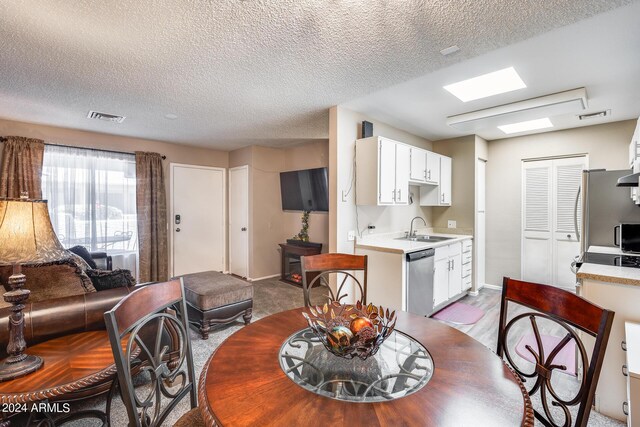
[406, 248, 435, 316]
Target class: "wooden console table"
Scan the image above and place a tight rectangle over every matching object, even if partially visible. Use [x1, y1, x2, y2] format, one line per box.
[279, 242, 322, 286]
[0, 330, 131, 426]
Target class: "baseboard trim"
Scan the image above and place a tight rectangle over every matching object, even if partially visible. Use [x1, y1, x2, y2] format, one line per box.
[481, 283, 502, 291]
[468, 290, 479, 296]
[248, 274, 280, 282]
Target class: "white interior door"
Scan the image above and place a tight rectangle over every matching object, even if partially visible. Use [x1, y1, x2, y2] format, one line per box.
[171, 164, 225, 277]
[522, 161, 553, 284]
[229, 166, 249, 278]
[522, 156, 586, 287]
[553, 157, 587, 289]
[476, 159, 486, 288]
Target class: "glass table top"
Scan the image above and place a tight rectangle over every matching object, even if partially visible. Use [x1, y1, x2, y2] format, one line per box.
[279, 328, 433, 403]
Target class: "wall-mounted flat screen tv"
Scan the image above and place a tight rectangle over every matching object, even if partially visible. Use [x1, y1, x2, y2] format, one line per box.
[279, 167, 328, 212]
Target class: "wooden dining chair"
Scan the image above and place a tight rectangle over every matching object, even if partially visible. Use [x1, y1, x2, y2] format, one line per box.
[497, 277, 614, 427]
[300, 253, 368, 307]
[104, 279, 204, 427]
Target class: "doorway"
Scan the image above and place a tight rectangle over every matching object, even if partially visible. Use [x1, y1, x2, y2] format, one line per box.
[170, 164, 226, 277]
[229, 166, 249, 278]
[476, 159, 486, 290]
[521, 156, 587, 289]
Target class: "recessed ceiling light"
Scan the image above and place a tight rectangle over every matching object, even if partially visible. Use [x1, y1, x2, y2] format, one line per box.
[440, 45, 460, 56]
[443, 67, 526, 102]
[498, 118, 553, 134]
[165, 113, 178, 120]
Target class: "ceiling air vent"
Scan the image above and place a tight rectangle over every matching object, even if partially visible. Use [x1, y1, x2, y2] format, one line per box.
[579, 110, 610, 120]
[87, 110, 126, 123]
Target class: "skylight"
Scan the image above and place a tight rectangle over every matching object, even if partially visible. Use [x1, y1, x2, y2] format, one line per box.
[498, 118, 553, 134]
[443, 67, 526, 102]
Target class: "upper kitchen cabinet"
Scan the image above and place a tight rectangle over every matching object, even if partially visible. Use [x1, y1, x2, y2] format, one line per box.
[356, 136, 410, 206]
[409, 147, 426, 182]
[426, 151, 441, 185]
[420, 154, 452, 206]
[409, 148, 440, 185]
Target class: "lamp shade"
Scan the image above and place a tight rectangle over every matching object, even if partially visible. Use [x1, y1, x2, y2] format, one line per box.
[0, 198, 69, 266]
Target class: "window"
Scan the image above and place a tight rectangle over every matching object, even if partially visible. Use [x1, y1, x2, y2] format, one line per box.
[42, 145, 137, 255]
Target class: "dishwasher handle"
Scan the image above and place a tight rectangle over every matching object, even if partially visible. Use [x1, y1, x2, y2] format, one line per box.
[406, 249, 435, 262]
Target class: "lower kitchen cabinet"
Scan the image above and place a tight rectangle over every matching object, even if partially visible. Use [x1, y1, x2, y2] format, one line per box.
[579, 277, 640, 422]
[434, 257, 450, 306]
[625, 322, 640, 426]
[434, 242, 463, 306]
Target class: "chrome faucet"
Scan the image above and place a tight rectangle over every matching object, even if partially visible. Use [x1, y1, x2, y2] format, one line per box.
[409, 216, 427, 237]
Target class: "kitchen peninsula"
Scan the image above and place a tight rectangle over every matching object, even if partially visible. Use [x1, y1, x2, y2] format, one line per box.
[577, 245, 640, 422]
[355, 230, 473, 315]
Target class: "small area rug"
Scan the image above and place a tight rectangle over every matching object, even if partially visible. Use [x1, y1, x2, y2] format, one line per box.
[515, 333, 577, 377]
[432, 302, 485, 325]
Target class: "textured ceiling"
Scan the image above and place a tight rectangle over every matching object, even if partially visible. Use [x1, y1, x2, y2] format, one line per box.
[344, 1, 640, 141]
[0, 0, 634, 149]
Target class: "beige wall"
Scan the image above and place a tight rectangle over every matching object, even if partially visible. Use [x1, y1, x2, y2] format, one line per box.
[229, 141, 329, 279]
[485, 120, 636, 287]
[431, 135, 476, 230]
[0, 118, 232, 275]
[330, 106, 433, 255]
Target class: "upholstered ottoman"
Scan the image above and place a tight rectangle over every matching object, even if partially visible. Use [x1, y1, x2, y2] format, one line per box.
[178, 271, 253, 340]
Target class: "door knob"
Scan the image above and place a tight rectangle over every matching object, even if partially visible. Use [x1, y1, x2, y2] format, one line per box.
[176, 228, 181, 232]
[241, 227, 247, 231]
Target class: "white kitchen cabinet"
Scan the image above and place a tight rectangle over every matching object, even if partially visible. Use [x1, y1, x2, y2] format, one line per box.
[449, 251, 462, 298]
[462, 239, 473, 291]
[625, 322, 640, 426]
[420, 154, 452, 206]
[378, 138, 396, 204]
[579, 277, 640, 421]
[395, 143, 411, 204]
[440, 156, 452, 205]
[356, 136, 410, 206]
[426, 151, 440, 185]
[433, 257, 450, 306]
[409, 147, 426, 182]
[434, 242, 463, 306]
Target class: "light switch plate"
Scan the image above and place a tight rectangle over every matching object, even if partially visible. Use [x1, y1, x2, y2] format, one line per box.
[347, 230, 356, 241]
[448, 220, 456, 228]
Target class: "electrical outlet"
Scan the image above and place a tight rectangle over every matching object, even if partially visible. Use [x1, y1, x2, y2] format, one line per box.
[347, 230, 356, 241]
[448, 220, 456, 229]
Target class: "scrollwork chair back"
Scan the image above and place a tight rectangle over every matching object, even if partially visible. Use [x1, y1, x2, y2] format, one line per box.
[497, 277, 614, 427]
[301, 253, 368, 307]
[104, 279, 197, 427]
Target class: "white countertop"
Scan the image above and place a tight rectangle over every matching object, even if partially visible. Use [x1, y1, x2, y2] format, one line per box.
[355, 230, 472, 254]
[577, 245, 640, 286]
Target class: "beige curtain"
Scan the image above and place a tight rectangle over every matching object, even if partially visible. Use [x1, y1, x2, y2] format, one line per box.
[0, 136, 45, 199]
[135, 152, 168, 282]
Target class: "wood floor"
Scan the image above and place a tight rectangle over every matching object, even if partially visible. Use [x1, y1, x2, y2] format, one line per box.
[443, 288, 623, 427]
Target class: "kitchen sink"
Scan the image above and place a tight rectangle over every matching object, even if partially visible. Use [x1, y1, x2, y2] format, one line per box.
[395, 235, 454, 242]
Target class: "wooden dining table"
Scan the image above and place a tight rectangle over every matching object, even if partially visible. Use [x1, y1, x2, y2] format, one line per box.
[199, 307, 534, 427]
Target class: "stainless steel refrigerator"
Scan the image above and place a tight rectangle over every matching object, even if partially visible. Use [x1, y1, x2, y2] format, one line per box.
[580, 169, 640, 255]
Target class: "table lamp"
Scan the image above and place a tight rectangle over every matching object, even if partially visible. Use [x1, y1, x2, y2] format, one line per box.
[0, 197, 69, 381]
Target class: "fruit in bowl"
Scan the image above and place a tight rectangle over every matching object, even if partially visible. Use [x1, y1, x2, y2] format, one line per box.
[302, 300, 396, 360]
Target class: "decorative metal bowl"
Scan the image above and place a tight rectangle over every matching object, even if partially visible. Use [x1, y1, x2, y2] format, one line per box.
[302, 300, 397, 360]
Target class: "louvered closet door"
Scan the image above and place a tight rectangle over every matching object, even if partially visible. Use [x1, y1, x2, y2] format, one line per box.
[553, 157, 586, 288]
[522, 156, 587, 288]
[522, 161, 553, 284]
